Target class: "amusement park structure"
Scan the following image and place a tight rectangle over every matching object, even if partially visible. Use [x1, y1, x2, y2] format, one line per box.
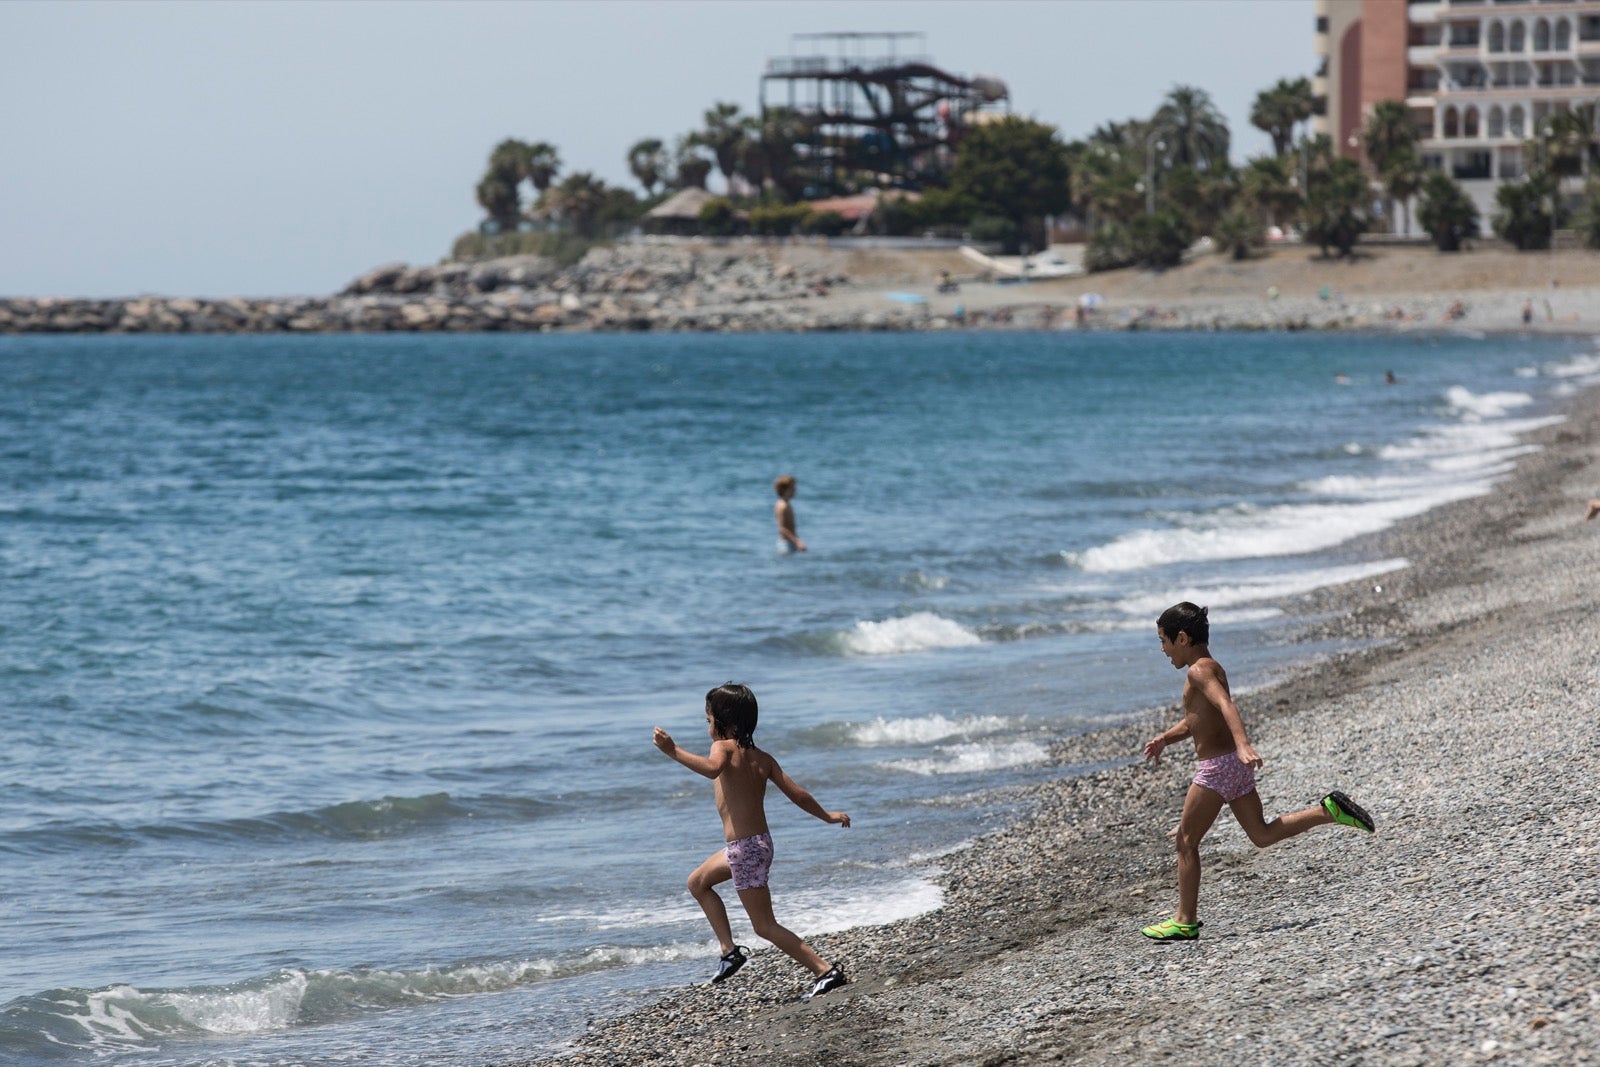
[759, 32, 1010, 197]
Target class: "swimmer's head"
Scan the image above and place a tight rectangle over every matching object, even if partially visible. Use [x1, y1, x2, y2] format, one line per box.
[1157, 602, 1209, 647]
[706, 682, 758, 749]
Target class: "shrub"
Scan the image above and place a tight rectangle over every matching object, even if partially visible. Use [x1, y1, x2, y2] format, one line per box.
[1416, 172, 1480, 252]
[749, 203, 813, 236]
[967, 214, 1021, 251]
[1129, 210, 1193, 269]
[801, 210, 849, 237]
[697, 197, 740, 236]
[1085, 221, 1135, 272]
[1214, 205, 1263, 261]
[1492, 173, 1559, 250]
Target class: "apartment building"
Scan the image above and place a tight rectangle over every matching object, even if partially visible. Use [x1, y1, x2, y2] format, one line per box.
[1314, 0, 1600, 232]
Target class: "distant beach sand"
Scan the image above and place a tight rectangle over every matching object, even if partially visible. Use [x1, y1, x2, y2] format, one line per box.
[507, 370, 1600, 1065]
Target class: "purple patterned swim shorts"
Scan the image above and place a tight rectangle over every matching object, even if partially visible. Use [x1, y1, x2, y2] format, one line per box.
[724, 831, 775, 891]
[1193, 751, 1257, 802]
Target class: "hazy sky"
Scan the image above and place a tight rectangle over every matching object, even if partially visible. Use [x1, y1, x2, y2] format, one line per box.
[1, 0, 1312, 298]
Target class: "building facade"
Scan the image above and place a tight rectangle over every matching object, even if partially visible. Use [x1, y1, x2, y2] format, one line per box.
[1314, 0, 1600, 232]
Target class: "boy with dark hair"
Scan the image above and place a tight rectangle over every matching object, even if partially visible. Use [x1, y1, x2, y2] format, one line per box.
[653, 683, 850, 998]
[1141, 602, 1375, 941]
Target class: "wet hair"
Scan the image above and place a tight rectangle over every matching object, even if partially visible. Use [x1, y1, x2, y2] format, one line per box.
[1157, 602, 1210, 646]
[773, 474, 796, 497]
[706, 682, 758, 749]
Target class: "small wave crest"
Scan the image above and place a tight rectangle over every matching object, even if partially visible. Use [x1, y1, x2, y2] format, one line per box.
[881, 740, 1050, 776]
[0, 947, 705, 1056]
[829, 612, 983, 656]
[1443, 385, 1532, 420]
[801, 712, 1012, 748]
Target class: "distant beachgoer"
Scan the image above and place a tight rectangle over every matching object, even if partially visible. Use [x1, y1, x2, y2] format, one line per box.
[1522, 299, 1534, 327]
[1334, 372, 1350, 385]
[1139, 602, 1375, 941]
[773, 474, 805, 554]
[1585, 499, 1600, 521]
[653, 683, 851, 998]
[1385, 370, 1397, 385]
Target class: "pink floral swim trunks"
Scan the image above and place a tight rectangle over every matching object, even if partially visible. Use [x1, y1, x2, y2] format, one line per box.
[724, 831, 774, 891]
[1192, 751, 1257, 802]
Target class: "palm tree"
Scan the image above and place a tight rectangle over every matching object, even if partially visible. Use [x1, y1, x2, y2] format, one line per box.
[526, 142, 561, 194]
[1250, 77, 1316, 158]
[475, 174, 521, 234]
[1534, 107, 1596, 179]
[1240, 155, 1302, 227]
[1151, 85, 1231, 171]
[701, 101, 747, 187]
[1381, 147, 1425, 236]
[627, 138, 669, 195]
[548, 172, 607, 238]
[751, 107, 809, 200]
[1361, 101, 1417, 232]
[674, 134, 713, 190]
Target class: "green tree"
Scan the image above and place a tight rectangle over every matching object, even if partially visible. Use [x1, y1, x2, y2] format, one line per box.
[1492, 170, 1560, 250]
[1575, 173, 1600, 250]
[1151, 85, 1231, 171]
[1302, 156, 1369, 257]
[1239, 155, 1302, 227]
[1214, 203, 1264, 260]
[1129, 209, 1193, 268]
[948, 117, 1071, 250]
[1361, 101, 1417, 232]
[750, 107, 810, 200]
[547, 172, 608, 238]
[1416, 171, 1480, 252]
[701, 102, 747, 187]
[526, 142, 561, 195]
[1250, 77, 1316, 158]
[475, 174, 521, 234]
[674, 134, 714, 190]
[1160, 163, 1236, 236]
[1531, 107, 1597, 179]
[697, 196, 739, 236]
[1381, 147, 1425, 237]
[627, 138, 669, 195]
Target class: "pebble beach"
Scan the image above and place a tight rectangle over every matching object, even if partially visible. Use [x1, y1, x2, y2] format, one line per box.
[511, 377, 1600, 1065]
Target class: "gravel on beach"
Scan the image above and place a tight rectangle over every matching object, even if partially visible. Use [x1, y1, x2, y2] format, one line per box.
[506, 385, 1600, 1067]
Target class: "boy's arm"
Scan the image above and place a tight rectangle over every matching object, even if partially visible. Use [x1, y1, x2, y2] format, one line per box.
[769, 759, 849, 827]
[1193, 666, 1263, 768]
[652, 729, 732, 780]
[1142, 719, 1192, 764]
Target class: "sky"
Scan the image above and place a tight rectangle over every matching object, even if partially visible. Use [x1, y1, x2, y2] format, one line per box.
[0, 0, 1313, 298]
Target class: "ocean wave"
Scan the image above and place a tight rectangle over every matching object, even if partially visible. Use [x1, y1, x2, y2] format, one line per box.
[1442, 385, 1532, 420]
[1113, 559, 1408, 617]
[0, 947, 706, 1056]
[801, 713, 1013, 748]
[0, 792, 559, 856]
[827, 612, 984, 656]
[1541, 351, 1600, 380]
[880, 740, 1050, 776]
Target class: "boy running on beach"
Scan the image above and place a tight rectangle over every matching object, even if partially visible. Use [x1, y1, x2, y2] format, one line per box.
[774, 475, 806, 554]
[653, 683, 850, 998]
[1140, 602, 1375, 941]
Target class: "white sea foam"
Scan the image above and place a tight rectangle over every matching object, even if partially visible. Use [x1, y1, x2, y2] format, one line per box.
[1113, 558, 1408, 617]
[842, 713, 1010, 746]
[837, 612, 983, 656]
[881, 740, 1050, 776]
[1443, 385, 1533, 420]
[785, 875, 945, 935]
[1542, 352, 1600, 380]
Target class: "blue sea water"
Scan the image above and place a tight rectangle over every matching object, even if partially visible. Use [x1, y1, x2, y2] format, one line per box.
[1, 328, 1595, 1065]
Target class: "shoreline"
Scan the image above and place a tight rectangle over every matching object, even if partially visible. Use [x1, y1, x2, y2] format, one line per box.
[507, 372, 1600, 1063]
[5, 244, 1599, 337]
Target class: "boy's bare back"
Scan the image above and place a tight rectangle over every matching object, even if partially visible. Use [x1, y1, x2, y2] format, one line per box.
[711, 739, 776, 840]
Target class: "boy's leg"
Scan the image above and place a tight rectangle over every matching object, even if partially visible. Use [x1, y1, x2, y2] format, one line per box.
[1229, 790, 1332, 848]
[736, 886, 830, 976]
[687, 851, 737, 955]
[1174, 783, 1226, 925]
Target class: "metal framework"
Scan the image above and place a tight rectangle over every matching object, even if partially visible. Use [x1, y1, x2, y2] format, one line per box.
[759, 32, 1009, 196]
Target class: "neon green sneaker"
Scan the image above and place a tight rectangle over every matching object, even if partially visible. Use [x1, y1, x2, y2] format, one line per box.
[1141, 918, 1199, 941]
[1322, 790, 1375, 833]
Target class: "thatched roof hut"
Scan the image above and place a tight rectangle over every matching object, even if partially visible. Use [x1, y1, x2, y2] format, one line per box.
[643, 187, 718, 235]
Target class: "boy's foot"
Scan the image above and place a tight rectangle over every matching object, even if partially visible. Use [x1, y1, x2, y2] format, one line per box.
[710, 945, 749, 984]
[1322, 790, 1376, 833]
[1141, 918, 1199, 941]
[802, 965, 848, 1000]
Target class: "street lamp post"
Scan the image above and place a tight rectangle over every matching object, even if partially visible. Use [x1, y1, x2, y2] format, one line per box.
[1145, 137, 1167, 215]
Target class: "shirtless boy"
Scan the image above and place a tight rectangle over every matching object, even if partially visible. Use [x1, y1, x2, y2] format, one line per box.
[653, 683, 849, 998]
[1140, 602, 1375, 941]
[773, 475, 806, 553]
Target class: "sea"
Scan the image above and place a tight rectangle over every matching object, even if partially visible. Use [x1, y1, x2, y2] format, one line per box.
[1, 327, 1595, 1066]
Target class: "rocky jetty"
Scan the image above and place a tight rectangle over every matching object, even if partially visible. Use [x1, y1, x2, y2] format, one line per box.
[0, 246, 888, 335]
